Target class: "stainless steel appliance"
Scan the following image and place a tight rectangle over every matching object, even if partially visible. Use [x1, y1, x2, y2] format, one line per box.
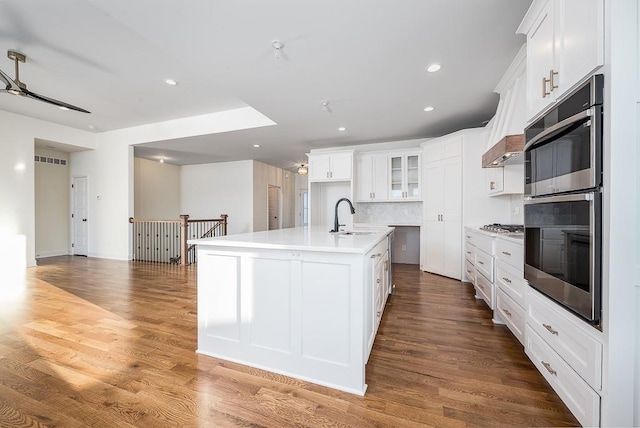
[480, 224, 524, 234]
[523, 74, 603, 327]
[524, 74, 603, 197]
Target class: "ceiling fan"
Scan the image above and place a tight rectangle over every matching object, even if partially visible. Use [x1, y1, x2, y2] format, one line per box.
[0, 50, 90, 113]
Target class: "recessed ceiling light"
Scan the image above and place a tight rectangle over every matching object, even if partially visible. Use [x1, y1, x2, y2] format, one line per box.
[59, 106, 70, 111]
[423, 106, 435, 112]
[426, 64, 441, 73]
[338, 127, 347, 131]
[253, 144, 261, 148]
[164, 79, 178, 86]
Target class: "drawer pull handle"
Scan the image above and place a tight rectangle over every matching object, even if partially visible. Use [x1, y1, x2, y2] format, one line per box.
[503, 309, 512, 317]
[466, 235, 471, 239]
[477, 284, 484, 290]
[501, 251, 512, 256]
[502, 277, 512, 283]
[543, 323, 559, 336]
[477, 261, 484, 265]
[377, 311, 381, 317]
[466, 270, 472, 274]
[466, 251, 472, 254]
[542, 361, 557, 376]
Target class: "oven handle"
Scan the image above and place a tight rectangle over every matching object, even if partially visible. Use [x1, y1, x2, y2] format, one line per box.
[524, 192, 595, 205]
[524, 108, 592, 152]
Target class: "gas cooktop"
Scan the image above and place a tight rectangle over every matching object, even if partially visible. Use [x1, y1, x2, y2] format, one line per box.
[480, 223, 524, 234]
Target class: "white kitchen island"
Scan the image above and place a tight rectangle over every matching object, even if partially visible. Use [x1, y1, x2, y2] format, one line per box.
[190, 225, 393, 395]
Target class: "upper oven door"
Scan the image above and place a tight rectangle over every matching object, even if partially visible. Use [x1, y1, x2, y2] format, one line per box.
[524, 105, 602, 197]
[524, 191, 602, 324]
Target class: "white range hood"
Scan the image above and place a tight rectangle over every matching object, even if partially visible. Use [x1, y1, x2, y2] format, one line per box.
[484, 45, 526, 168]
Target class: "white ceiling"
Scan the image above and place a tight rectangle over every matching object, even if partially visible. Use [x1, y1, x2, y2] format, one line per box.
[0, 0, 531, 171]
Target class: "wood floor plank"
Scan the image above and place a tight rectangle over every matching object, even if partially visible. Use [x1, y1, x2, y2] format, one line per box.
[0, 256, 579, 427]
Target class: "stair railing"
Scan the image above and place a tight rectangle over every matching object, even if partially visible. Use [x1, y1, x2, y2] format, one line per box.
[129, 214, 228, 265]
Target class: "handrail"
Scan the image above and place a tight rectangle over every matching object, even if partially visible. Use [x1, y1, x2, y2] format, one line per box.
[130, 214, 228, 265]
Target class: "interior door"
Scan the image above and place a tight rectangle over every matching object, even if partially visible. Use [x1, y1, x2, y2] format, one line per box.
[72, 176, 88, 256]
[268, 185, 281, 230]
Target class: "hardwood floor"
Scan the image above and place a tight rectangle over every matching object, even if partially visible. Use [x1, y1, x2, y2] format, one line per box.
[0, 257, 578, 427]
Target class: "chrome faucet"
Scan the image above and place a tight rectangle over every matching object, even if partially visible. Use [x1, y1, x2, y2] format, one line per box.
[330, 197, 356, 233]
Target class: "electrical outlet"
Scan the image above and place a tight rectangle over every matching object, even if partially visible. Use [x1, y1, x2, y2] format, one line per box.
[401, 244, 407, 251]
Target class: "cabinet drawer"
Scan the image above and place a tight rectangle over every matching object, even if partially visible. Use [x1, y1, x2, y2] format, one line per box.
[527, 289, 602, 390]
[496, 288, 524, 345]
[464, 229, 478, 247]
[475, 271, 494, 310]
[464, 260, 475, 285]
[464, 244, 475, 264]
[474, 249, 494, 282]
[495, 238, 523, 271]
[474, 232, 494, 255]
[525, 326, 600, 428]
[496, 260, 525, 307]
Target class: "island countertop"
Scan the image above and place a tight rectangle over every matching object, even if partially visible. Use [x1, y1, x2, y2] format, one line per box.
[189, 225, 394, 254]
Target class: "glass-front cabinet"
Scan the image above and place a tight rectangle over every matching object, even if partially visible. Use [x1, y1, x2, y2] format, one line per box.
[389, 150, 421, 200]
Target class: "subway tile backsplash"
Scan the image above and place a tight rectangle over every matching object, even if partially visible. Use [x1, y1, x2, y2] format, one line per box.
[356, 202, 422, 225]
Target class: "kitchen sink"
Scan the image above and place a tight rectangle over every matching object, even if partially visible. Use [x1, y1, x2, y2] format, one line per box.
[338, 230, 377, 236]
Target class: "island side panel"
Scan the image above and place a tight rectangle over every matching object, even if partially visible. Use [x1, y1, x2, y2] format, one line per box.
[196, 246, 368, 395]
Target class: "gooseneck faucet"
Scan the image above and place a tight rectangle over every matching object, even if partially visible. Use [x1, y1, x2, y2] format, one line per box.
[330, 197, 356, 233]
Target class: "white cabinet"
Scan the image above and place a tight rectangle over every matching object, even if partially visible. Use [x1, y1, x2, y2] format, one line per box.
[389, 150, 421, 200]
[518, 0, 604, 120]
[366, 238, 390, 360]
[494, 237, 526, 344]
[422, 136, 462, 279]
[308, 151, 353, 181]
[525, 287, 603, 427]
[464, 229, 496, 310]
[355, 153, 389, 202]
[486, 164, 524, 196]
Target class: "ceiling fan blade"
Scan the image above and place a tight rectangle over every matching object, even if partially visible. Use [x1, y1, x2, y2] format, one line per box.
[23, 88, 90, 113]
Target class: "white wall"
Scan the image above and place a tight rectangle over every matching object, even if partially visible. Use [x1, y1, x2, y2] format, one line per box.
[180, 161, 254, 235]
[0, 110, 96, 267]
[35, 149, 70, 258]
[461, 128, 512, 226]
[294, 173, 308, 227]
[134, 158, 181, 219]
[252, 160, 296, 232]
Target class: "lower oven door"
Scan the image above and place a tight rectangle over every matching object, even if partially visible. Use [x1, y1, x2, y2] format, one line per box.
[524, 191, 602, 325]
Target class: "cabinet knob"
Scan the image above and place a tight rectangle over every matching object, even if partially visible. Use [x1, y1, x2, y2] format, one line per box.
[549, 69, 558, 91]
[489, 181, 496, 190]
[542, 361, 557, 376]
[542, 323, 559, 336]
[542, 76, 551, 98]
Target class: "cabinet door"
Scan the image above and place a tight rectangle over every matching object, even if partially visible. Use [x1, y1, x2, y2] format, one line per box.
[405, 154, 421, 199]
[526, 0, 556, 119]
[557, 0, 604, 94]
[442, 157, 462, 279]
[329, 153, 352, 180]
[389, 155, 404, 199]
[309, 154, 331, 181]
[356, 155, 374, 201]
[372, 153, 389, 200]
[486, 167, 505, 195]
[423, 160, 445, 275]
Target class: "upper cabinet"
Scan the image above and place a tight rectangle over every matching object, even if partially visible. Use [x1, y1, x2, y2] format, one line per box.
[356, 153, 389, 202]
[308, 151, 353, 182]
[518, 0, 604, 121]
[389, 150, 421, 200]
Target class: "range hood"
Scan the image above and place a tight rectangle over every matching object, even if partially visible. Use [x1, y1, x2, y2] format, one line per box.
[482, 134, 525, 167]
[483, 45, 526, 168]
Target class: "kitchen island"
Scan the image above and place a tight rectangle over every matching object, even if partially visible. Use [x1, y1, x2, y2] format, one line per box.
[190, 225, 394, 395]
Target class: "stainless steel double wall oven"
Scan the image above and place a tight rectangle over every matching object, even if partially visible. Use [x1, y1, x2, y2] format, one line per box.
[523, 74, 603, 327]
